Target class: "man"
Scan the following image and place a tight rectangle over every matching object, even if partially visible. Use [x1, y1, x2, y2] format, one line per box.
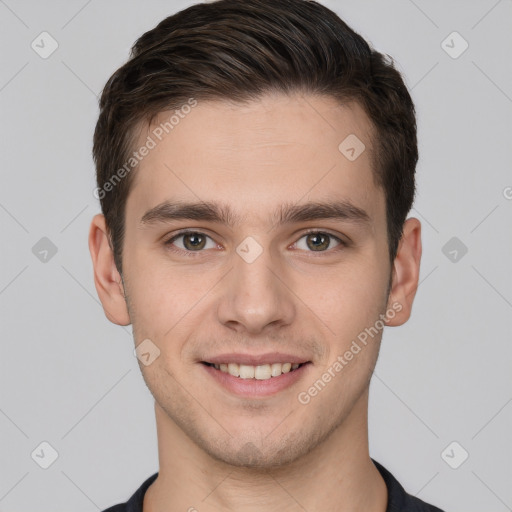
[89, 0, 445, 510]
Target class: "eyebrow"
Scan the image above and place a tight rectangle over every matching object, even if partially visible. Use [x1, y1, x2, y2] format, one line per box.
[139, 199, 371, 228]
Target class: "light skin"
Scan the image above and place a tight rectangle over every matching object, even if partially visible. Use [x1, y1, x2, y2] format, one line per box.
[89, 93, 421, 511]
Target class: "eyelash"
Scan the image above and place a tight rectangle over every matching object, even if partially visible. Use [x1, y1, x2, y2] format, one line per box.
[163, 229, 347, 257]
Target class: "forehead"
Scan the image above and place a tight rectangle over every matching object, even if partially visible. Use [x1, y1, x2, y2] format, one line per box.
[126, 93, 384, 227]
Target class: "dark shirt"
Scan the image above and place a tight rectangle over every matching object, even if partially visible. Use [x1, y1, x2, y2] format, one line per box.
[102, 458, 446, 512]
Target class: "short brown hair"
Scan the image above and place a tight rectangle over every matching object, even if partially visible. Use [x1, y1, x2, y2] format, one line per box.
[93, 0, 418, 275]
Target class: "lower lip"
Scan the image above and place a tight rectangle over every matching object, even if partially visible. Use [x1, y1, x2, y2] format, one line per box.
[202, 363, 311, 398]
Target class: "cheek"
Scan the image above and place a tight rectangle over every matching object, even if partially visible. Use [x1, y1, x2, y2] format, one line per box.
[296, 255, 387, 326]
[124, 248, 219, 344]
[290, 265, 389, 379]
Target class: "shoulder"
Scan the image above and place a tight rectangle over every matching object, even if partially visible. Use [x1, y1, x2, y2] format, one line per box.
[100, 472, 159, 512]
[101, 506, 127, 512]
[372, 459, 446, 512]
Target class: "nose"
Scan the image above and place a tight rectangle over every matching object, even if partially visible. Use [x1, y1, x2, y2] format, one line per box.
[216, 241, 296, 335]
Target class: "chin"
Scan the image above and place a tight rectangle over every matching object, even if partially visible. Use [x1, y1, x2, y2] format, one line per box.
[206, 442, 300, 469]
[193, 424, 327, 470]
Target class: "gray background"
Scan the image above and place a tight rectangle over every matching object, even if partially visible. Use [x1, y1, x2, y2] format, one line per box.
[1, 0, 511, 511]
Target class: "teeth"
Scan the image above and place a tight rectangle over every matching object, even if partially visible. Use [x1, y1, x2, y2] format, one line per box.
[228, 363, 240, 377]
[213, 362, 303, 380]
[254, 364, 271, 380]
[271, 363, 282, 377]
[239, 364, 255, 379]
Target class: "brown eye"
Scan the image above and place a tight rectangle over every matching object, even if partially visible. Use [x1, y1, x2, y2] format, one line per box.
[182, 233, 206, 250]
[306, 233, 330, 251]
[295, 232, 343, 252]
[165, 231, 216, 252]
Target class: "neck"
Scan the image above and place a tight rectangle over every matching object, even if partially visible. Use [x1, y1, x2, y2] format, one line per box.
[144, 390, 387, 512]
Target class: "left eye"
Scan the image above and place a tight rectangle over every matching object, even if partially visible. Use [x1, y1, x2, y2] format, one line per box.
[294, 232, 343, 252]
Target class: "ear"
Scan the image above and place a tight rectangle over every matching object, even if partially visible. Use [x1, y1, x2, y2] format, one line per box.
[88, 213, 131, 326]
[385, 217, 422, 326]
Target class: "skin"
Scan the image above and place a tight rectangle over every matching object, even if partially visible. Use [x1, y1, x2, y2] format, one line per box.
[89, 93, 421, 511]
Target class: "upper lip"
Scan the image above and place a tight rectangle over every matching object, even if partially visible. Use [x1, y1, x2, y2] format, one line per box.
[203, 353, 310, 366]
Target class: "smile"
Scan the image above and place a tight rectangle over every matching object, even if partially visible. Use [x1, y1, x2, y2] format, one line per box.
[202, 362, 304, 380]
[201, 360, 311, 398]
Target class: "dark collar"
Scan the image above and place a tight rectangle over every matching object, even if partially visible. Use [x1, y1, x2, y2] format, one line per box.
[106, 458, 445, 512]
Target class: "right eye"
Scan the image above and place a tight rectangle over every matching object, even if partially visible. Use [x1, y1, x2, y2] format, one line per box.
[164, 230, 219, 255]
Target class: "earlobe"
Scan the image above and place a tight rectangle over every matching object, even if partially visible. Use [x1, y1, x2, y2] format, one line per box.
[88, 213, 131, 326]
[385, 217, 422, 327]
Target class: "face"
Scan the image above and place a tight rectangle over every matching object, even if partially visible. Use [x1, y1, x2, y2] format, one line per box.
[90, 93, 419, 468]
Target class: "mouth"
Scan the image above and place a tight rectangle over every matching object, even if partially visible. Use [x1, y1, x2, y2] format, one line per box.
[200, 358, 312, 398]
[201, 361, 307, 380]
